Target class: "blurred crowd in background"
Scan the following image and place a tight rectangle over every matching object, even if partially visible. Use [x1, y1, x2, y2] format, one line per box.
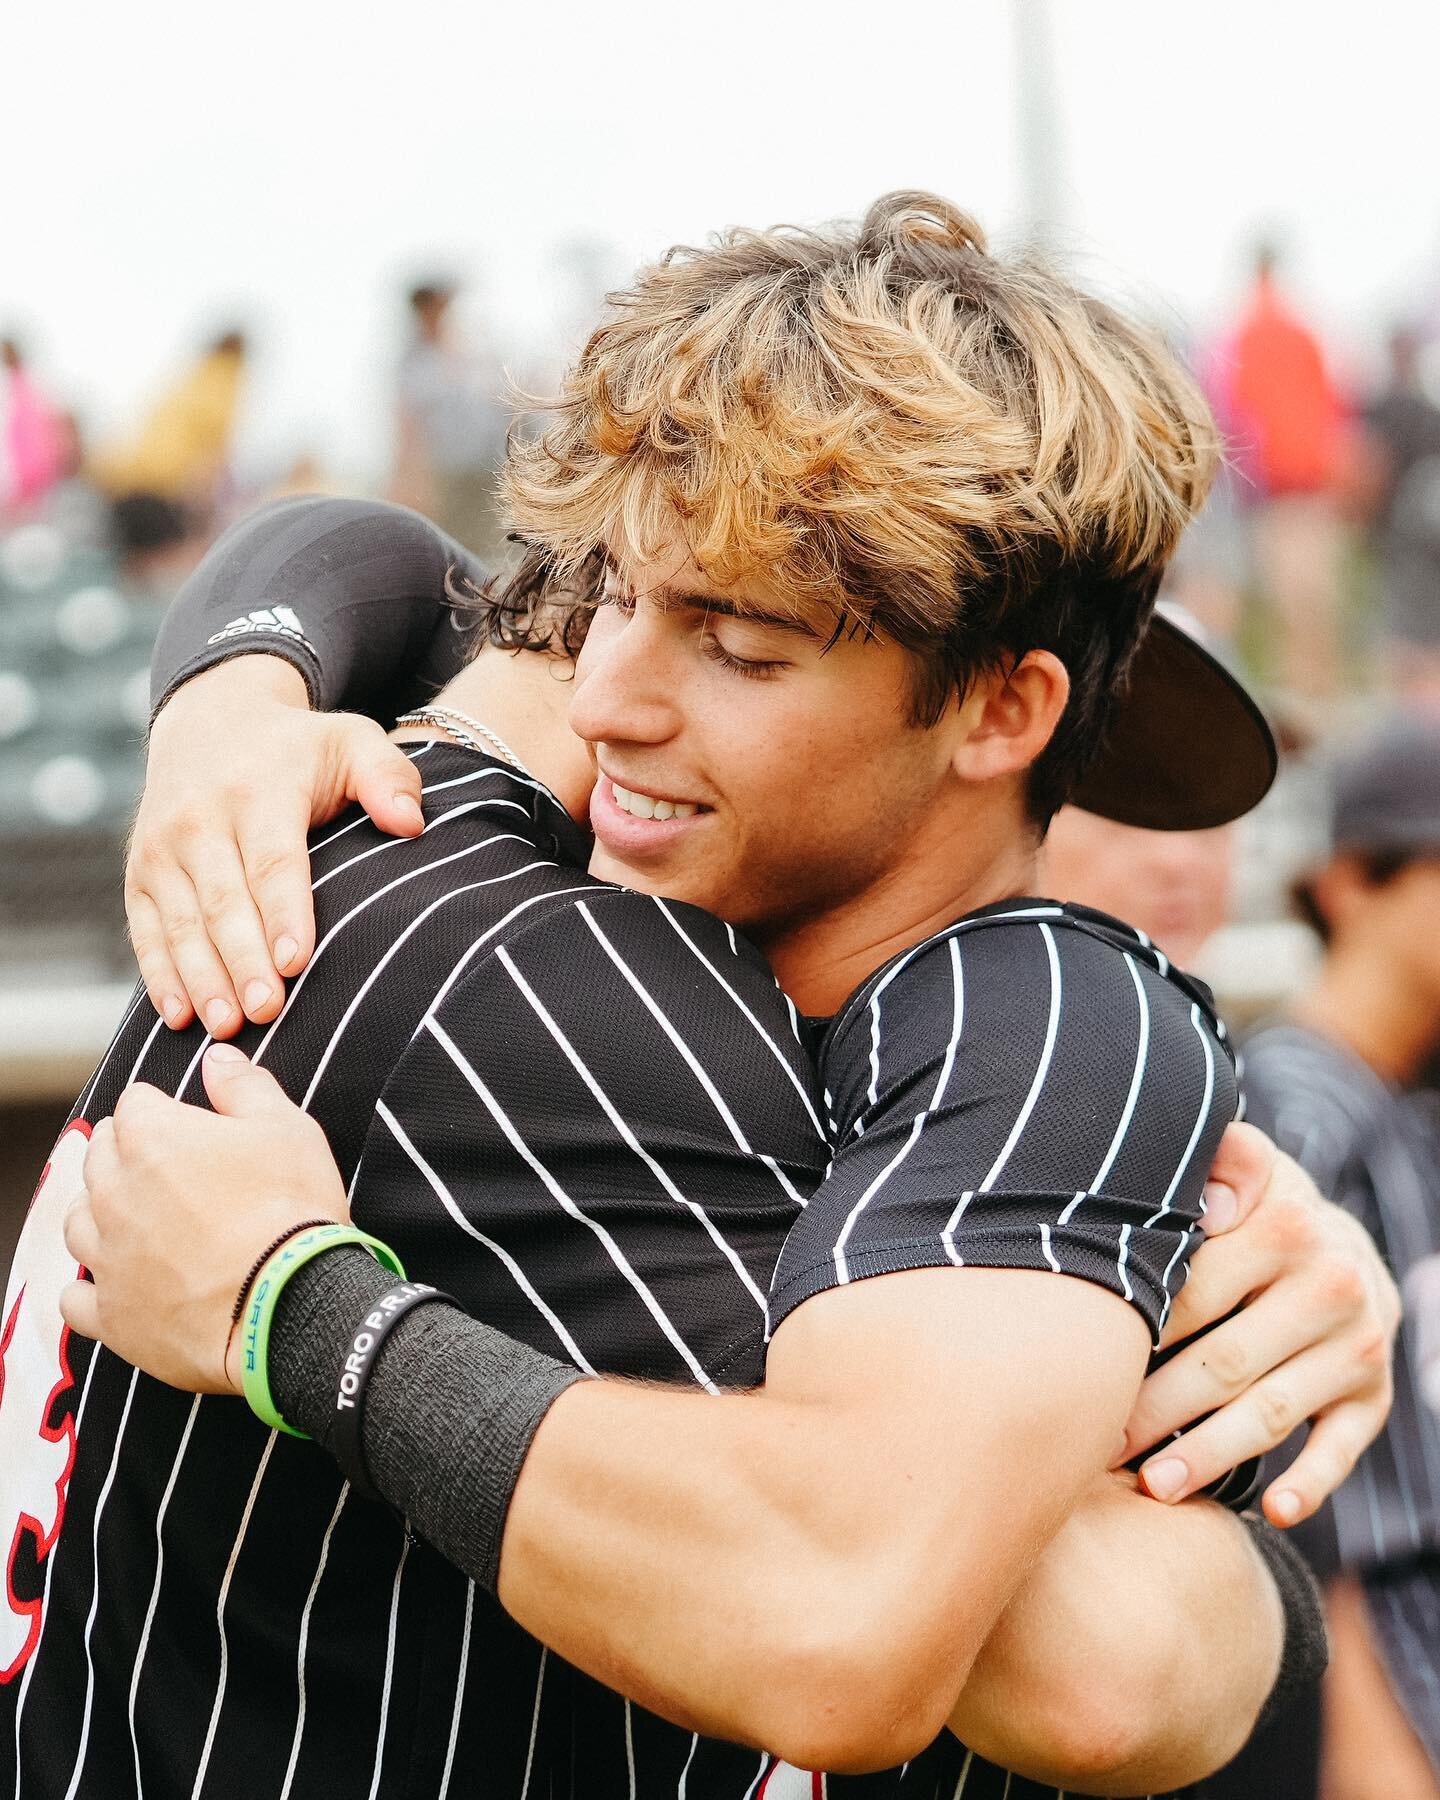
[6, 226, 1440, 1798]
[5, 238, 1440, 1001]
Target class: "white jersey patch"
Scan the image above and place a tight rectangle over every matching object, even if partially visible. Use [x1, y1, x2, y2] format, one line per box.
[0, 1121, 89, 1682]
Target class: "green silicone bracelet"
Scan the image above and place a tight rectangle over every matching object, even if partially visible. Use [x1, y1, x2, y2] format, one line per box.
[239, 1223, 406, 1436]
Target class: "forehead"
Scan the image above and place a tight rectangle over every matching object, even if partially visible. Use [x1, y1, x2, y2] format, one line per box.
[602, 542, 846, 639]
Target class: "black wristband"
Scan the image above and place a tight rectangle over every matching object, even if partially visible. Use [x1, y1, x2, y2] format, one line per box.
[331, 1280, 457, 1505]
[1241, 1512, 1328, 1735]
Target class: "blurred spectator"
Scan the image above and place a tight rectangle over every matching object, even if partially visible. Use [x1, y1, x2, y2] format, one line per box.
[109, 491, 207, 600]
[1353, 326, 1440, 704]
[390, 278, 509, 555]
[1, 337, 65, 515]
[94, 328, 248, 521]
[1409, 1256, 1440, 1423]
[1243, 720, 1440, 1799]
[1041, 806, 1234, 969]
[1213, 243, 1348, 700]
[38, 411, 111, 549]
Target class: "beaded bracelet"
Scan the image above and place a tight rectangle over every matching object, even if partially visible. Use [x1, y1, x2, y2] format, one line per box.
[238, 1223, 405, 1436]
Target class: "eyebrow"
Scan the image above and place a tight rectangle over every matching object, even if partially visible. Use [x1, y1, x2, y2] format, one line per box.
[659, 589, 825, 640]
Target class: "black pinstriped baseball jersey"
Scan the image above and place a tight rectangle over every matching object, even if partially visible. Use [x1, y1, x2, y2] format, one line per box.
[1243, 1023, 1440, 1775]
[1, 740, 1237, 1800]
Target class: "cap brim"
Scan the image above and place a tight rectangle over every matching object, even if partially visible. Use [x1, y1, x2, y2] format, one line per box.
[1070, 613, 1278, 830]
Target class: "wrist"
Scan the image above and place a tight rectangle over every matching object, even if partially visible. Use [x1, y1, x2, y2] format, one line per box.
[223, 1214, 343, 1396]
[155, 653, 311, 732]
[236, 1225, 404, 1435]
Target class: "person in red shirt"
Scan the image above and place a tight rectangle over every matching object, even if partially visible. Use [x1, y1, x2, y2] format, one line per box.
[1215, 243, 1348, 701]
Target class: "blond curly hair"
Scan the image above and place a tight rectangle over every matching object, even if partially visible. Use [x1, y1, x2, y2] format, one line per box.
[486, 191, 1220, 822]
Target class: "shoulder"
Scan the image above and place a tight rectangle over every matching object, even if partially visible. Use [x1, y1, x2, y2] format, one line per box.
[822, 900, 1236, 1133]
[410, 886, 827, 1168]
[450, 887, 819, 1096]
[495, 887, 783, 995]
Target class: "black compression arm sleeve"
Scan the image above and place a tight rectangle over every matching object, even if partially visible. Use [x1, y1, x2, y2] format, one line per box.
[149, 496, 488, 725]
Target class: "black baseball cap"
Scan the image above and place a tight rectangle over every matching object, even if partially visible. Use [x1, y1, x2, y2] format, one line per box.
[1071, 609, 1278, 831]
[1330, 718, 1440, 857]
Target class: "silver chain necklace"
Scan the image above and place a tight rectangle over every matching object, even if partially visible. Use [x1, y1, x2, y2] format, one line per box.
[393, 704, 530, 775]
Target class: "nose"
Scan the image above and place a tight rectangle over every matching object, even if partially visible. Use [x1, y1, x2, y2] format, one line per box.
[570, 604, 684, 751]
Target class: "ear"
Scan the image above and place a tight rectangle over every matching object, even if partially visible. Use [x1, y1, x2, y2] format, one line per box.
[950, 650, 1070, 787]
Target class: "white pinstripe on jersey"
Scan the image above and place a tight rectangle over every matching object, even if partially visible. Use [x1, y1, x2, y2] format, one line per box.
[428, 1017, 718, 1391]
[495, 944, 770, 1314]
[833, 935, 965, 1285]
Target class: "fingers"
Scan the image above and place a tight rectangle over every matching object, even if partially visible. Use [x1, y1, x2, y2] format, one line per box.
[58, 1279, 101, 1341]
[186, 840, 289, 1025]
[351, 735, 426, 838]
[82, 1115, 119, 1195]
[1125, 1290, 1317, 1458]
[1136, 1339, 1383, 1508]
[1199, 1121, 1275, 1237]
[63, 1199, 101, 1270]
[131, 861, 245, 1038]
[1262, 1400, 1376, 1526]
[1158, 1230, 1270, 1351]
[126, 889, 195, 1029]
[235, 796, 316, 982]
[201, 1044, 295, 1118]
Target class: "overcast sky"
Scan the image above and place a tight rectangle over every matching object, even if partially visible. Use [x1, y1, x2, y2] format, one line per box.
[9, 0, 1440, 484]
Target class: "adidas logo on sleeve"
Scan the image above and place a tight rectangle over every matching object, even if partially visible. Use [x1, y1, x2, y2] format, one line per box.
[205, 605, 315, 652]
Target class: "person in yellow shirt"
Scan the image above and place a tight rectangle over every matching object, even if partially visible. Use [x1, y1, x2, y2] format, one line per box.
[95, 328, 247, 513]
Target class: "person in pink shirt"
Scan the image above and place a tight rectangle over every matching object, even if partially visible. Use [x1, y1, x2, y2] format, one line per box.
[1, 337, 65, 514]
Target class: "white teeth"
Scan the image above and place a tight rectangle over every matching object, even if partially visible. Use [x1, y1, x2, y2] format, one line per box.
[612, 782, 698, 821]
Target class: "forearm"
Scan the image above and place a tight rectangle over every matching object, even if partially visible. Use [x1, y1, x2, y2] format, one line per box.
[952, 1476, 1303, 1796]
[273, 1258, 964, 1765]
[150, 495, 482, 723]
[270, 1255, 1115, 1771]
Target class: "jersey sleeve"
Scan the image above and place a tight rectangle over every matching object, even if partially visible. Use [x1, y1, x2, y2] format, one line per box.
[768, 915, 1240, 1344]
[149, 495, 484, 724]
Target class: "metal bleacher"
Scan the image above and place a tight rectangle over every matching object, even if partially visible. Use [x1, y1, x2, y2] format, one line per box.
[0, 522, 156, 1102]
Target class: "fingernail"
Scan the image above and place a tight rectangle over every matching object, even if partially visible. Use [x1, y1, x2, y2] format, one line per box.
[204, 999, 234, 1034]
[1271, 1488, 1302, 1524]
[206, 1042, 247, 1067]
[1202, 1181, 1238, 1233]
[243, 980, 272, 1015]
[274, 935, 299, 970]
[161, 995, 185, 1026]
[395, 794, 424, 825]
[1140, 1456, 1187, 1500]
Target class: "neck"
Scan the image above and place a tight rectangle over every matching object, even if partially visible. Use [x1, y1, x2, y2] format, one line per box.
[1291, 945, 1440, 1084]
[400, 647, 595, 821]
[757, 805, 1042, 1017]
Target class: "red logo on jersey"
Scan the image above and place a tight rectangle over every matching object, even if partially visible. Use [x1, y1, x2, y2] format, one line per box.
[0, 1120, 90, 1682]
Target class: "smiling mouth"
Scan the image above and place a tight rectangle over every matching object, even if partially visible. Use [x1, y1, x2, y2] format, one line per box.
[609, 781, 701, 822]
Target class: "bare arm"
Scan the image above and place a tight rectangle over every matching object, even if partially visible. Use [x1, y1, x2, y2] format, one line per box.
[953, 1475, 1288, 1795]
[495, 1267, 1153, 1771]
